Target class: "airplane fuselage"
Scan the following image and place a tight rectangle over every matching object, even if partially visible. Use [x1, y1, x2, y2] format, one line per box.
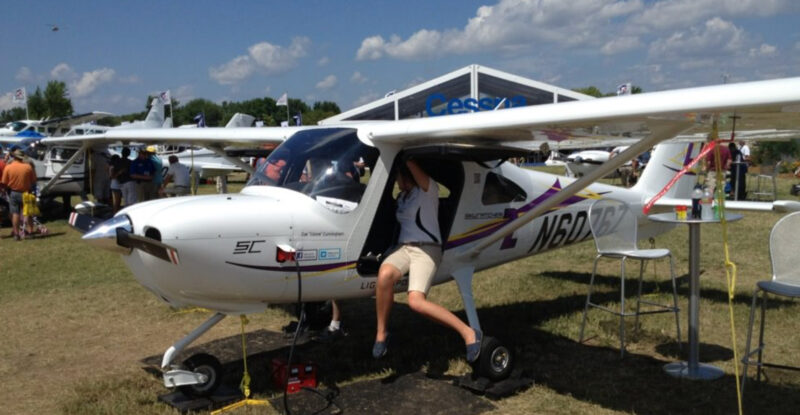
[111, 128, 690, 313]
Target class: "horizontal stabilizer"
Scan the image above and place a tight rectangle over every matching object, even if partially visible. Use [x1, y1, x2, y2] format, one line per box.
[652, 197, 800, 213]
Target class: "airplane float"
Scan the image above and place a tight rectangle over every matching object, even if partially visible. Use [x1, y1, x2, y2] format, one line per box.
[58, 77, 800, 397]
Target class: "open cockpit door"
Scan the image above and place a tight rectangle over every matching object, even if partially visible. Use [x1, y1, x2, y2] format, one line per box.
[358, 143, 528, 275]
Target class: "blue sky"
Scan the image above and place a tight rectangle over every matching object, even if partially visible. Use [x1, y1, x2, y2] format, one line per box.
[2, 0, 799, 117]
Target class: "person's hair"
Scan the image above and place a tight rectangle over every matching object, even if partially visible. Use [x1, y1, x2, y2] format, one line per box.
[122, 147, 131, 157]
[397, 163, 416, 186]
[168, 155, 178, 164]
[728, 142, 737, 152]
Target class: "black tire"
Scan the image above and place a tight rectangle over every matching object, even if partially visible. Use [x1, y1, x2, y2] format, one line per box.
[475, 336, 513, 381]
[177, 353, 223, 397]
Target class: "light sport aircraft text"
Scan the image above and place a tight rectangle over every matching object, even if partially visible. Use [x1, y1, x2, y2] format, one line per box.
[58, 76, 800, 396]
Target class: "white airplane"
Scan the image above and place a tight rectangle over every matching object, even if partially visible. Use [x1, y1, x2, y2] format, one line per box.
[57, 77, 800, 397]
[0, 111, 114, 141]
[535, 128, 800, 178]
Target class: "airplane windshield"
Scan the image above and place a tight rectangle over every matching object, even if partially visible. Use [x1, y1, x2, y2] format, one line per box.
[10, 121, 28, 132]
[246, 128, 379, 209]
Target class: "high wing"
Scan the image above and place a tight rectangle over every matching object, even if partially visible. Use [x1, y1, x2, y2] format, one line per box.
[40, 111, 114, 130]
[354, 77, 800, 257]
[357, 77, 800, 146]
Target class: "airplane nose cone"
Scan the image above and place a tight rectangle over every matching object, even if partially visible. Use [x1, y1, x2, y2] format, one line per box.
[82, 214, 133, 255]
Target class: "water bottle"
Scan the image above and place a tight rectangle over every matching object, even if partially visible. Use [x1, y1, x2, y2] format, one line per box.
[691, 185, 703, 219]
[701, 186, 713, 220]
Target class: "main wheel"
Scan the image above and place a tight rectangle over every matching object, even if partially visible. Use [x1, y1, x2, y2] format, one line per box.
[178, 353, 223, 397]
[475, 336, 513, 381]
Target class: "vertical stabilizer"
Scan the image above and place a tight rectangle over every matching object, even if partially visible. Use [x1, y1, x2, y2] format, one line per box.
[632, 142, 701, 199]
[144, 98, 165, 127]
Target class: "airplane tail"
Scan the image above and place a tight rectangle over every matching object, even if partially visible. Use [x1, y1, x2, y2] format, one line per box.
[226, 113, 255, 128]
[632, 142, 701, 199]
[144, 98, 166, 127]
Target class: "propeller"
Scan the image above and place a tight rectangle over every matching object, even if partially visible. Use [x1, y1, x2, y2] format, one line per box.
[116, 228, 180, 265]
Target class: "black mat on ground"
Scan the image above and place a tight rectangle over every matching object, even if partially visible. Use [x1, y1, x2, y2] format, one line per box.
[271, 371, 496, 415]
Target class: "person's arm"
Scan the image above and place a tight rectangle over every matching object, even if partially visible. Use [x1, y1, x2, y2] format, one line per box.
[406, 159, 430, 192]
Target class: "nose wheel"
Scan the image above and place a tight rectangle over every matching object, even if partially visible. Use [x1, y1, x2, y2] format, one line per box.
[177, 353, 223, 397]
[473, 336, 514, 381]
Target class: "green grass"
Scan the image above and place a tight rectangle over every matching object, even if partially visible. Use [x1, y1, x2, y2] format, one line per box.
[2, 175, 800, 414]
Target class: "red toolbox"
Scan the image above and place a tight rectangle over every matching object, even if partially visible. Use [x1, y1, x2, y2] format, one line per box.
[271, 358, 318, 394]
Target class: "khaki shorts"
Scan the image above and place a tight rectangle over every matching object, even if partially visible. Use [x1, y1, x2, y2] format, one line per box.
[383, 244, 442, 295]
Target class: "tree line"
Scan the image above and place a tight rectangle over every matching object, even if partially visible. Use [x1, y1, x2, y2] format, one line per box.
[1, 80, 341, 128]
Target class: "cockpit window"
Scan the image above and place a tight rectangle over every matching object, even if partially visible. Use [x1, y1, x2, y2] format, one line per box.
[481, 172, 527, 205]
[247, 128, 379, 211]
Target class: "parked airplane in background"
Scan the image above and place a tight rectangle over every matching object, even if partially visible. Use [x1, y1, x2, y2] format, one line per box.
[535, 129, 800, 178]
[0, 111, 114, 142]
[60, 77, 800, 397]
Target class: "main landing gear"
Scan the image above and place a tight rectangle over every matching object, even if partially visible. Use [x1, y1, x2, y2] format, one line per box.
[161, 313, 227, 397]
[452, 267, 515, 381]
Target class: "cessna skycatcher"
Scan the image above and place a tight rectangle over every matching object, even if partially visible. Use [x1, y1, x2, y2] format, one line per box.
[60, 77, 800, 396]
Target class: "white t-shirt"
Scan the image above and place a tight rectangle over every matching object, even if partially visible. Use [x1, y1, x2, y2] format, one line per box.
[396, 179, 441, 244]
[167, 162, 191, 187]
[740, 144, 751, 159]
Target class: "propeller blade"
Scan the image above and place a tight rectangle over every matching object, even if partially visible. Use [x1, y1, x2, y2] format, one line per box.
[116, 228, 180, 265]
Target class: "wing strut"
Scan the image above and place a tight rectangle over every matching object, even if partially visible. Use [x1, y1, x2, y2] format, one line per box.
[40, 142, 90, 195]
[459, 119, 694, 260]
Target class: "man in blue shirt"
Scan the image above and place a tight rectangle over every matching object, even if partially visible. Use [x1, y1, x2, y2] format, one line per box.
[129, 147, 156, 202]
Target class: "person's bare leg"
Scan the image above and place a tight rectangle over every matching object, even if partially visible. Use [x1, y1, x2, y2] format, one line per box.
[407, 291, 476, 345]
[11, 213, 20, 237]
[375, 264, 401, 342]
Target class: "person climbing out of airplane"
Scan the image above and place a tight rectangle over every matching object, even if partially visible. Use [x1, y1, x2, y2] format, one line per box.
[373, 159, 481, 361]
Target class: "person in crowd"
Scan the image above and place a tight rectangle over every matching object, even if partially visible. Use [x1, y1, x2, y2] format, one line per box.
[315, 300, 344, 343]
[108, 154, 123, 213]
[704, 138, 731, 196]
[728, 142, 747, 200]
[129, 147, 155, 202]
[1, 149, 37, 240]
[90, 147, 111, 204]
[739, 140, 751, 165]
[160, 155, 191, 197]
[118, 147, 136, 208]
[147, 146, 164, 199]
[372, 159, 481, 362]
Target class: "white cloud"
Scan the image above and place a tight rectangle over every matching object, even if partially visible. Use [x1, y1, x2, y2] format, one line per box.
[0, 92, 20, 111]
[749, 43, 777, 57]
[350, 71, 368, 84]
[601, 36, 641, 55]
[630, 0, 795, 32]
[316, 74, 337, 90]
[648, 18, 748, 61]
[51, 63, 76, 80]
[71, 68, 115, 98]
[318, 56, 330, 66]
[15, 67, 35, 83]
[210, 37, 311, 84]
[356, 0, 646, 60]
[209, 55, 255, 85]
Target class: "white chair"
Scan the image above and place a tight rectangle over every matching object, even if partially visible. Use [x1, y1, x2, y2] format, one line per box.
[741, 211, 800, 394]
[579, 198, 681, 357]
[748, 161, 781, 201]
